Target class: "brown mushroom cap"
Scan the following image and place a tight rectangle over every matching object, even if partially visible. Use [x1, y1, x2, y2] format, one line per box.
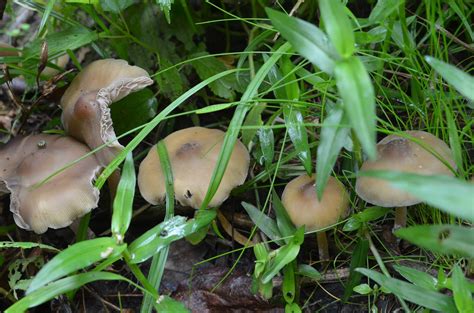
[60, 59, 153, 167]
[0, 42, 19, 57]
[282, 174, 349, 231]
[0, 134, 101, 233]
[138, 127, 250, 209]
[355, 130, 456, 207]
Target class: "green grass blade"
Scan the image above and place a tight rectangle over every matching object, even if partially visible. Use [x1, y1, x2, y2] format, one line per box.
[0, 241, 59, 252]
[141, 141, 175, 313]
[392, 265, 438, 291]
[241, 201, 283, 245]
[319, 0, 355, 58]
[265, 8, 337, 74]
[452, 265, 474, 313]
[6, 272, 135, 313]
[95, 68, 241, 189]
[334, 57, 377, 160]
[316, 105, 350, 199]
[359, 171, 474, 221]
[111, 152, 136, 239]
[37, 0, 57, 36]
[283, 105, 312, 175]
[425, 56, 474, 102]
[395, 225, 474, 258]
[356, 268, 457, 313]
[27, 237, 126, 293]
[128, 210, 216, 264]
[199, 42, 291, 210]
[342, 238, 369, 301]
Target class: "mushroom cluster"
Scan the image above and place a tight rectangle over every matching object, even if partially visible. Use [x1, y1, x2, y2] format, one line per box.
[138, 127, 250, 210]
[0, 59, 152, 233]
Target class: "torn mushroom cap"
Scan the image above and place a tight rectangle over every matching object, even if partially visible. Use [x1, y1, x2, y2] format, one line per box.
[282, 174, 349, 231]
[355, 130, 456, 207]
[138, 127, 250, 209]
[0, 134, 101, 234]
[60, 59, 153, 167]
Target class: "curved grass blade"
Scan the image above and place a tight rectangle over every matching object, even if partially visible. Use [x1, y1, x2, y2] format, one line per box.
[27, 237, 126, 293]
[334, 57, 377, 160]
[199, 43, 291, 210]
[395, 224, 474, 258]
[141, 141, 175, 313]
[241, 201, 283, 245]
[7, 272, 137, 313]
[129, 210, 216, 264]
[265, 8, 337, 74]
[393, 265, 438, 291]
[356, 268, 457, 313]
[111, 152, 136, 240]
[425, 56, 474, 102]
[0, 241, 59, 252]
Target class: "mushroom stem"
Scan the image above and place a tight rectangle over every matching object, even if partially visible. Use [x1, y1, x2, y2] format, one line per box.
[393, 206, 407, 231]
[316, 231, 329, 262]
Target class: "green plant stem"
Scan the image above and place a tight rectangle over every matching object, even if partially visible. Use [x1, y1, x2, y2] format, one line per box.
[365, 231, 411, 312]
[123, 250, 157, 298]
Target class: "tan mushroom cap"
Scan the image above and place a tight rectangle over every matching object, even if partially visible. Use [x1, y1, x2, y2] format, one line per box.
[282, 174, 349, 231]
[138, 127, 250, 209]
[60, 59, 153, 167]
[355, 130, 456, 207]
[0, 42, 19, 57]
[0, 134, 101, 233]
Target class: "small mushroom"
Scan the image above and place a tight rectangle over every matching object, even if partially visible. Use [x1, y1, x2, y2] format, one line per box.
[282, 174, 349, 262]
[138, 127, 250, 209]
[0, 134, 102, 233]
[60, 59, 153, 168]
[355, 130, 456, 230]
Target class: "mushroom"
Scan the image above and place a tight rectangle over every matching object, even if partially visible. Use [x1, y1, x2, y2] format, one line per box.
[355, 130, 456, 230]
[60, 59, 153, 195]
[281, 174, 349, 262]
[0, 42, 18, 57]
[60, 59, 153, 168]
[138, 127, 250, 209]
[0, 134, 102, 233]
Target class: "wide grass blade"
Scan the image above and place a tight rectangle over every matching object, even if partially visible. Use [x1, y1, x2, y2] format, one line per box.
[356, 268, 457, 313]
[392, 265, 438, 291]
[111, 152, 136, 239]
[395, 224, 474, 258]
[425, 56, 474, 102]
[265, 8, 337, 74]
[334, 57, 377, 160]
[359, 171, 474, 221]
[128, 210, 216, 263]
[0, 241, 59, 252]
[316, 105, 350, 199]
[7, 272, 136, 313]
[283, 105, 312, 175]
[241, 201, 283, 245]
[319, 0, 355, 58]
[452, 265, 474, 313]
[342, 238, 369, 301]
[27, 237, 126, 293]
